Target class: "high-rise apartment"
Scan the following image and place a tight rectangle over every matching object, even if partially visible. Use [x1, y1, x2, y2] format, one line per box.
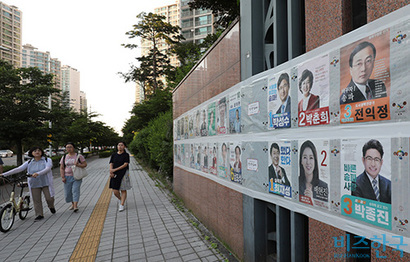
[0, 2, 22, 67]
[80, 91, 87, 112]
[180, 0, 215, 44]
[61, 65, 82, 112]
[22, 44, 62, 90]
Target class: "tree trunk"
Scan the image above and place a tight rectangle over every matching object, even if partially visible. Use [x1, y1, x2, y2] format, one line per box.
[16, 139, 23, 166]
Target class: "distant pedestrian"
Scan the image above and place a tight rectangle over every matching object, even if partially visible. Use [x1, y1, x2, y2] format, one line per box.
[109, 141, 130, 212]
[0, 156, 3, 173]
[60, 142, 87, 212]
[1, 147, 56, 221]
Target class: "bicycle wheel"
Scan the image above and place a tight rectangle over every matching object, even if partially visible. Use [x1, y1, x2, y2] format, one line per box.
[0, 204, 15, 233]
[19, 196, 30, 220]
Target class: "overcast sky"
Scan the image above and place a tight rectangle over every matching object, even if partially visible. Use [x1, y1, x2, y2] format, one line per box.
[8, 0, 176, 134]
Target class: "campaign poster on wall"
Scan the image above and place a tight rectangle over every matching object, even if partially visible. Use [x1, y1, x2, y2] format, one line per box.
[189, 144, 195, 169]
[267, 71, 291, 129]
[340, 138, 392, 230]
[194, 110, 201, 137]
[209, 143, 218, 175]
[183, 116, 189, 139]
[298, 140, 330, 209]
[201, 143, 209, 173]
[218, 142, 230, 180]
[229, 91, 241, 134]
[229, 142, 242, 184]
[268, 141, 292, 198]
[217, 97, 228, 135]
[339, 29, 391, 124]
[188, 114, 195, 138]
[297, 55, 330, 127]
[195, 143, 201, 171]
[208, 102, 216, 136]
[200, 107, 208, 137]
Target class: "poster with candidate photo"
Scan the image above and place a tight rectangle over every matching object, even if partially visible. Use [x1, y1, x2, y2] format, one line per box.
[229, 142, 242, 184]
[195, 143, 202, 171]
[209, 143, 218, 175]
[267, 71, 291, 129]
[339, 29, 391, 124]
[188, 113, 195, 138]
[218, 142, 229, 180]
[298, 140, 330, 210]
[194, 110, 201, 137]
[201, 143, 209, 173]
[208, 102, 216, 136]
[268, 141, 292, 198]
[229, 91, 241, 134]
[340, 138, 392, 230]
[217, 97, 228, 135]
[297, 55, 330, 127]
[200, 107, 208, 137]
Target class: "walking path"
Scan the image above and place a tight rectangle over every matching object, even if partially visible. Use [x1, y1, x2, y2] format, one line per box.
[0, 155, 225, 261]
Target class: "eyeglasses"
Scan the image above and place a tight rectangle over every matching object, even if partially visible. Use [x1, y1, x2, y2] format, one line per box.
[365, 156, 382, 163]
[352, 57, 374, 68]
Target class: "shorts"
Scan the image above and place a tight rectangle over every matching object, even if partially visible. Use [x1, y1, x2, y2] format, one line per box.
[109, 172, 125, 190]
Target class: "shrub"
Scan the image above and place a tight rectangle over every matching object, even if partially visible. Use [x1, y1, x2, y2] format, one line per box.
[129, 110, 173, 180]
[99, 150, 114, 158]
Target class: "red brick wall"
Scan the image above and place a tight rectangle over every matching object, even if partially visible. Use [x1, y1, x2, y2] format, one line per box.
[172, 22, 241, 119]
[305, 2, 410, 260]
[172, 21, 243, 259]
[309, 218, 347, 261]
[173, 167, 244, 258]
[367, 0, 410, 22]
[305, 0, 352, 51]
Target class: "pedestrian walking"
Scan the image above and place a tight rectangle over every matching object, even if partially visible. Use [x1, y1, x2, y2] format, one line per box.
[109, 141, 130, 212]
[0, 147, 56, 221]
[60, 142, 87, 212]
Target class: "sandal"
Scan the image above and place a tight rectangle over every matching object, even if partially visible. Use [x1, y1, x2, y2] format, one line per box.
[73, 208, 79, 212]
[69, 206, 74, 210]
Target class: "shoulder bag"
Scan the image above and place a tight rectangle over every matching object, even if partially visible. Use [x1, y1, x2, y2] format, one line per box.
[72, 154, 88, 180]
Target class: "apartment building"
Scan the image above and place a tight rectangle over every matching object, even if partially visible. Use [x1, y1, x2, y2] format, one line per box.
[0, 2, 22, 67]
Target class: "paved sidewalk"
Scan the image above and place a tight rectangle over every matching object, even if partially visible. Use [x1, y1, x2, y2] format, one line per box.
[0, 155, 225, 261]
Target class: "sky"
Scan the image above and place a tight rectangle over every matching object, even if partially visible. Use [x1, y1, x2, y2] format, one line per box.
[8, 0, 176, 135]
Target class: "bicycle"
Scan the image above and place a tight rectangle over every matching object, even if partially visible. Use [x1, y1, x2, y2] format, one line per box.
[0, 174, 31, 232]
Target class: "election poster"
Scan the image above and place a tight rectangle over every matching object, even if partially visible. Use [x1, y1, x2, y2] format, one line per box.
[267, 71, 291, 129]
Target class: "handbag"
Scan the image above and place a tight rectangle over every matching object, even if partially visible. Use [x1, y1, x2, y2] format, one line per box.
[72, 154, 88, 180]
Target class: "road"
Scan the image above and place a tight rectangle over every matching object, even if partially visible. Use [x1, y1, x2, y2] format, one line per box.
[1, 155, 19, 167]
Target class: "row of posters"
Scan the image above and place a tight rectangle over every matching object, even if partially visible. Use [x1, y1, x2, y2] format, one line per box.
[176, 26, 410, 140]
[175, 138, 409, 234]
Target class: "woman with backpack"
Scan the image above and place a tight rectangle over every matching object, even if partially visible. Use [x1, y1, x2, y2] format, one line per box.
[0, 147, 56, 221]
[60, 142, 87, 212]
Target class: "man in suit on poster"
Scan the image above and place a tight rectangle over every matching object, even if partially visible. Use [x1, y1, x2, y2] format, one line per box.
[340, 41, 387, 104]
[275, 73, 291, 114]
[268, 143, 291, 186]
[352, 139, 391, 204]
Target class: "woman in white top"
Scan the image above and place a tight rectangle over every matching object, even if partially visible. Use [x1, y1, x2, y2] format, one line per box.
[0, 147, 55, 221]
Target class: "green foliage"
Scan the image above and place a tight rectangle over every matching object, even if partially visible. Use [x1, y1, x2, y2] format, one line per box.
[188, 0, 240, 28]
[121, 12, 184, 94]
[128, 110, 173, 179]
[99, 150, 114, 158]
[0, 60, 59, 165]
[122, 89, 172, 144]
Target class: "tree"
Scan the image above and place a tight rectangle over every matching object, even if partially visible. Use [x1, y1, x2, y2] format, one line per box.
[0, 60, 59, 165]
[122, 89, 172, 144]
[122, 12, 184, 94]
[188, 0, 240, 28]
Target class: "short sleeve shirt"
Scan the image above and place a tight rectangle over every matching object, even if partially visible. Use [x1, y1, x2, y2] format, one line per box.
[60, 154, 86, 176]
[109, 152, 130, 176]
